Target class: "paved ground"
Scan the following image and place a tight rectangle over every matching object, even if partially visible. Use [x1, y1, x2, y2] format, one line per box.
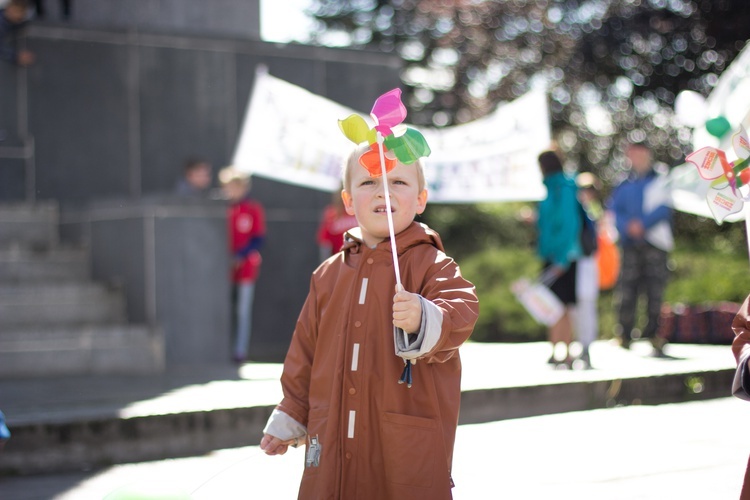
[0, 397, 747, 499]
[1, 340, 736, 425]
[0, 339, 743, 499]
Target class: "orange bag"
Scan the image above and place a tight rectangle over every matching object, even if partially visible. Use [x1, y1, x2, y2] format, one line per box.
[596, 232, 620, 291]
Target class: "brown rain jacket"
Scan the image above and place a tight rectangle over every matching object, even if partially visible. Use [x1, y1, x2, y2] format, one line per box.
[273, 221, 479, 499]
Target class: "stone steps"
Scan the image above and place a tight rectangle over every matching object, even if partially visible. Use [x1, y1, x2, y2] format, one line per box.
[0, 246, 90, 283]
[0, 201, 59, 249]
[0, 203, 165, 379]
[0, 324, 164, 378]
[0, 283, 126, 327]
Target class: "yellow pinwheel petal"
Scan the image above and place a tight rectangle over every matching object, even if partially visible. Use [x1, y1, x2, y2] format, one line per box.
[338, 114, 372, 145]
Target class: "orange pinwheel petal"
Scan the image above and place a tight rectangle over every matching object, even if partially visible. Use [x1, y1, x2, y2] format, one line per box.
[359, 143, 396, 177]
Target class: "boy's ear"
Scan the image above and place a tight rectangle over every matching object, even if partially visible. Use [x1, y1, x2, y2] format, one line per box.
[416, 189, 428, 215]
[341, 189, 355, 216]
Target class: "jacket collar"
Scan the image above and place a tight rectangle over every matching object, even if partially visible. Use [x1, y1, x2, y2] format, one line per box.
[342, 221, 444, 256]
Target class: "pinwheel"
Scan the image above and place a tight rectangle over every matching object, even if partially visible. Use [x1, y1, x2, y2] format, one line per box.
[685, 126, 750, 224]
[338, 88, 431, 286]
[339, 89, 431, 175]
[339, 89, 431, 387]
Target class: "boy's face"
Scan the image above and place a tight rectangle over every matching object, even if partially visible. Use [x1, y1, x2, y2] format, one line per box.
[341, 161, 427, 248]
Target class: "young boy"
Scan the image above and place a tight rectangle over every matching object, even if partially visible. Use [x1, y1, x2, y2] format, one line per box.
[260, 144, 479, 499]
[219, 166, 266, 363]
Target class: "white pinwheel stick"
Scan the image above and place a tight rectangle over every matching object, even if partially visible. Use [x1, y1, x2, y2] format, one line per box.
[376, 131, 402, 289]
[375, 132, 412, 357]
[376, 133, 413, 387]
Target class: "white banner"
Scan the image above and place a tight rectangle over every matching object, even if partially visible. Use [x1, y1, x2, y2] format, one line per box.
[232, 66, 354, 192]
[422, 90, 549, 202]
[233, 67, 550, 202]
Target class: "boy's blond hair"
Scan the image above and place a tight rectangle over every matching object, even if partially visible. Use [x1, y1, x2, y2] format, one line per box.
[342, 144, 426, 193]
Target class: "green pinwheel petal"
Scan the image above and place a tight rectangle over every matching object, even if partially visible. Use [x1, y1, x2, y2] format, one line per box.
[383, 127, 431, 164]
[338, 114, 376, 145]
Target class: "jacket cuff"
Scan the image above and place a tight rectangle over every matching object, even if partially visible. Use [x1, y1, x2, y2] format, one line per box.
[393, 296, 443, 360]
[263, 409, 307, 441]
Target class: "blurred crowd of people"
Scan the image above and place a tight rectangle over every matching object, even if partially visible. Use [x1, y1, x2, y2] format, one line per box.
[534, 142, 673, 370]
[175, 139, 676, 368]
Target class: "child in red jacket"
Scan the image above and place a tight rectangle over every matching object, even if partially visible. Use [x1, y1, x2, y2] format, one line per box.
[316, 186, 357, 261]
[220, 167, 266, 363]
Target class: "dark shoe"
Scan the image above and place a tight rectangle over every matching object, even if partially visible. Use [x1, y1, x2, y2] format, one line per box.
[651, 336, 668, 349]
[649, 337, 669, 358]
[620, 337, 631, 350]
[650, 347, 669, 358]
[578, 350, 592, 370]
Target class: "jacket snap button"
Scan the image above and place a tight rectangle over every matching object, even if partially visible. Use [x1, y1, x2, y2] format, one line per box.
[349, 388, 356, 395]
[367, 258, 374, 264]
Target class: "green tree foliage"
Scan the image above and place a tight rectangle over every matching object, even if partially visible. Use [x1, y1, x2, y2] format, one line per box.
[308, 0, 750, 341]
[308, 0, 750, 181]
[423, 202, 748, 342]
[421, 202, 536, 260]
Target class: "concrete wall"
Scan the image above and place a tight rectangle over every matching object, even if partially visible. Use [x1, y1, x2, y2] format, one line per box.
[0, 24, 401, 203]
[1, 24, 402, 362]
[26, 0, 261, 40]
[82, 197, 232, 366]
[67, 183, 330, 364]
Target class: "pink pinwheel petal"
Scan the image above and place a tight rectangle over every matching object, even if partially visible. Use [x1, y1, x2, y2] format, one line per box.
[370, 89, 406, 137]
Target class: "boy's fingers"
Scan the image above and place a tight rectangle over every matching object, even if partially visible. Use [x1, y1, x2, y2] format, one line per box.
[260, 435, 272, 449]
[393, 290, 414, 303]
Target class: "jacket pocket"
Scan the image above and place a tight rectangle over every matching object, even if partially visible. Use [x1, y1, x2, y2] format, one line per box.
[380, 412, 439, 488]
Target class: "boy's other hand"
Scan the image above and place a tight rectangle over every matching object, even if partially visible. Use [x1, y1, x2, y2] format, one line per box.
[260, 433, 291, 456]
[393, 286, 422, 334]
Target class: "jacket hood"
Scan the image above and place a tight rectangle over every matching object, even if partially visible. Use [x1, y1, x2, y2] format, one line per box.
[342, 221, 444, 256]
